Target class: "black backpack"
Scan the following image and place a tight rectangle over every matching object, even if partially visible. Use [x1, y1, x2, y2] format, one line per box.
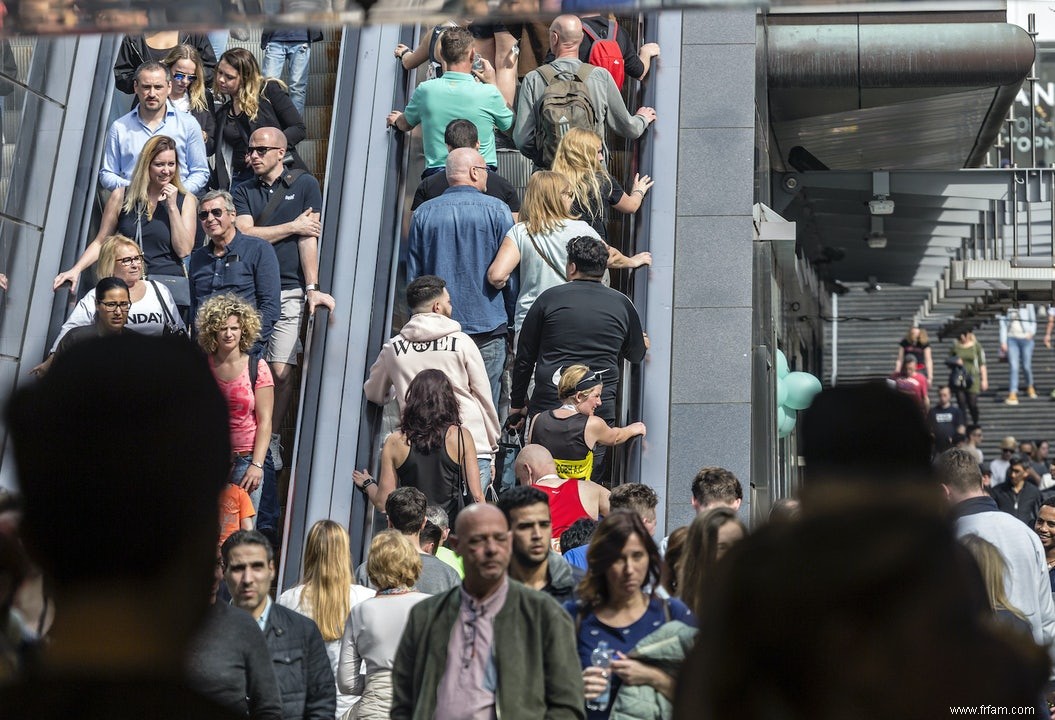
[535, 63, 597, 169]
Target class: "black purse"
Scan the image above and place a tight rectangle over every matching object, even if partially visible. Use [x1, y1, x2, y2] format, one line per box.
[149, 280, 189, 341]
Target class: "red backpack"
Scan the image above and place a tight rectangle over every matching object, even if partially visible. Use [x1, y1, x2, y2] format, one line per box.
[582, 18, 625, 89]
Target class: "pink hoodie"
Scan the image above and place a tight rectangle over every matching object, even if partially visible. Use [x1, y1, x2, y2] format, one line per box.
[363, 312, 500, 457]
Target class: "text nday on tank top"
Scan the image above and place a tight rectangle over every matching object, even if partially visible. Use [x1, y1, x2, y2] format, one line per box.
[531, 411, 593, 481]
[396, 441, 463, 520]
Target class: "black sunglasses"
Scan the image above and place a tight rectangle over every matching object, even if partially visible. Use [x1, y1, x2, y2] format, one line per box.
[198, 208, 227, 221]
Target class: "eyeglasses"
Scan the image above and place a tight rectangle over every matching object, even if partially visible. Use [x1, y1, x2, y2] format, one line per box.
[246, 146, 281, 156]
[116, 254, 144, 267]
[98, 300, 132, 312]
[172, 72, 197, 82]
[471, 165, 489, 173]
[198, 208, 227, 221]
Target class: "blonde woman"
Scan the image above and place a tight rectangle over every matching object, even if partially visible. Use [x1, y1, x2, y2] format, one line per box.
[54, 136, 197, 309]
[338, 530, 429, 720]
[895, 326, 933, 384]
[960, 534, 1033, 634]
[213, 47, 307, 190]
[528, 364, 646, 481]
[279, 520, 375, 719]
[550, 128, 654, 241]
[487, 171, 651, 332]
[163, 44, 216, 154]
[196, 293, 275, 521]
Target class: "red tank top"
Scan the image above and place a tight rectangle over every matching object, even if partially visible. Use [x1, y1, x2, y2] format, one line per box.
[536, 479, 591, 547]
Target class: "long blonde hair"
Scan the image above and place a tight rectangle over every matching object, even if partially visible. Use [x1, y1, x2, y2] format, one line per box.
[520, 171, 576, 235]
[298, 520, 355, 642]
[904, 326, 929, 345]
[218, 47, 287, 122]
[551, 128, 607, 221]
[162, 44, 209, 113]
[961, 534, 1026, 620]
[123, 135, 186, 220]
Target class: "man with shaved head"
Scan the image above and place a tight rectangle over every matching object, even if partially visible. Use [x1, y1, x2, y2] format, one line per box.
[514, 14, 656, 169]
[392, 503, 584, 720]
[232, 125, 335, 534]
[515, 444, 609, 547]
[406, 147, 516, 423]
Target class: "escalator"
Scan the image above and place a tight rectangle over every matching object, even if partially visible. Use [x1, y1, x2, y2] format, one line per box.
[281, 16, 663, 582]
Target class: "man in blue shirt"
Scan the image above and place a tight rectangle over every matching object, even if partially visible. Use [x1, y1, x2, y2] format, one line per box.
[406, 147, 514, 434]
[99, 62, 211, 195]
[189, 190, 281, 349]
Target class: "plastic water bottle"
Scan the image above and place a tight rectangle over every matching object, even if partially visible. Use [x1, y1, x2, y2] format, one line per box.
[586, 640, 612, 712]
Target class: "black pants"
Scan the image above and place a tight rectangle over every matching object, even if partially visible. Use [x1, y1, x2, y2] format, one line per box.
[954, 387, 980, 425]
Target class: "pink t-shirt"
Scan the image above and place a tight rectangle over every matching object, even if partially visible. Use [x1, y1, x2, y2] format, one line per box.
[211, 357, 274, 452]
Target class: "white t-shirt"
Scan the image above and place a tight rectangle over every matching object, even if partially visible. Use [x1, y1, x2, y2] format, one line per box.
[508, 219, 600, 331]
[51, 280, 184, 353]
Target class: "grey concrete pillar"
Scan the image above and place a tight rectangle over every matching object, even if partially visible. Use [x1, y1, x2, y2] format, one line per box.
[646, 9, 758, 534]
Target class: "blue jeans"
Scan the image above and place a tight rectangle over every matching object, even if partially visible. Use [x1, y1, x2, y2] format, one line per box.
[231, 450, 278, 532]
[473, 334, 506, 415]
[478, 457, 493, 494]
[206, 31, 229, 61]
[262, 41, 310, 116]
[1008, 337, 1035, 393]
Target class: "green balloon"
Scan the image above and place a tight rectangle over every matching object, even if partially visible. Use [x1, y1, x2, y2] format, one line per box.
[777, 405, 796, 438]
[776, 375, 788, 406]
[776, 349, 790, 379]
[784, 371, 822, 410]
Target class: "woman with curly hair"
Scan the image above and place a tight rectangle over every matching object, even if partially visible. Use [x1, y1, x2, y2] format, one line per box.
[54, 136, 197, 311]
[163, 44, 216, 155]
[212, 47, 307, 191]
[550, 128, 654, 242]
[197, 293, 275, 514]
[355, 369, 482, 520]
[279, 520, 375, 718]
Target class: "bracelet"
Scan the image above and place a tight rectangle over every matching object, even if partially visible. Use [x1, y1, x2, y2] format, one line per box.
[250, 460, 264, 469]
[399, 48, 411, 60]
[632, 189, 645, 197]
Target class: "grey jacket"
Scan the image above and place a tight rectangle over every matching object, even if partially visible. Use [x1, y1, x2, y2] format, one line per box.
[609, 621, 697, 720]
[391, 580, 584, 720]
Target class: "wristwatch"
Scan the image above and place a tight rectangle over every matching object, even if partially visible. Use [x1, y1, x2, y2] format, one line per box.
[305, 284, 320, 292]
[359, 477, 378, 492]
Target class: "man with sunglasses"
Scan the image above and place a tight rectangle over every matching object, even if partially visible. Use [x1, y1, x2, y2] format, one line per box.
[233, 126, 334, 472]
[189, 189, 281, 353]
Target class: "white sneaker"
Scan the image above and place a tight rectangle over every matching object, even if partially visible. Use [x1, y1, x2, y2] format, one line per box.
[270, 433, 283, 472]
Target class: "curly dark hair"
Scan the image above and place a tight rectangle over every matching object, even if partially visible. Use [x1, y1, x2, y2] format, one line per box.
[401, 369, 462, 452]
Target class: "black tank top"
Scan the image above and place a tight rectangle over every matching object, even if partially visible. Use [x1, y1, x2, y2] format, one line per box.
[531, 411, 593, 480]
[396, 436, 463, 520]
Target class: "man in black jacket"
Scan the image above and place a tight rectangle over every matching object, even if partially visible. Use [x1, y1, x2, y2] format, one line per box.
[223, 530, 335, 720]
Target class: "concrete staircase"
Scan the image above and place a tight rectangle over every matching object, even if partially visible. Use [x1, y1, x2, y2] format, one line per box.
[824, 283, 1055, 459]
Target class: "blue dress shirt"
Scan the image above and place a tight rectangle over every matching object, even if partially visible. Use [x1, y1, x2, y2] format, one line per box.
[406, 185, 515, 335]
[188, 230, 281, 344]
[99, 101, 211, 195]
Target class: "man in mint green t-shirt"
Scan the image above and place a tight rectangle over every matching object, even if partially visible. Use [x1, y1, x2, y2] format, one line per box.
[387, 26, 513, 176]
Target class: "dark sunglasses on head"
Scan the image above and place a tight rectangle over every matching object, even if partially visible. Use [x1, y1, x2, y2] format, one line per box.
[198, 208, 227, 221]
[172, 72, 197, 82]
